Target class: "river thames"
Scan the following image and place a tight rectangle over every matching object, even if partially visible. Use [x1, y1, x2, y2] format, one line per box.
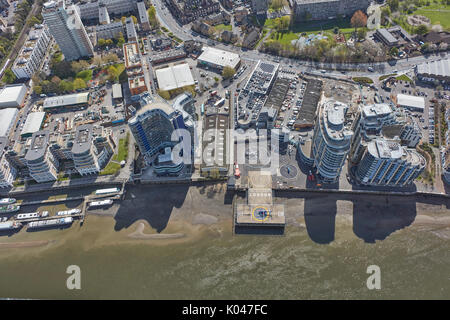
[0, 184, 449, 299]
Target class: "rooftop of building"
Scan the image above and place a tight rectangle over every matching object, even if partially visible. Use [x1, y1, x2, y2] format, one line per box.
[376, 28, 398, 44]
[295, 78, 322, 127]
[322, 99, 353, 141]
[417, 58, 450, 78]
[72, 124, 93, 154]
[42, 0, 64, 13]
[397, 94, 425, 110]
[0, 84, 27, 105]
[155, 63, 195, 91]
[96, 21, 123, 31]
[137, 1, 149, 22]
[129, 100, 175, 125]
[198, 46, 240, 69]
[368, 138, 425, 166]
[21, 112, 46, 137]
[244, 60, 279, 95]
[362, 103, 393, 118]
[43, 92, 90, 109]
[13, 25, 48, 68]
[25, 130, 50, 162]
[123, 42, 141, 69]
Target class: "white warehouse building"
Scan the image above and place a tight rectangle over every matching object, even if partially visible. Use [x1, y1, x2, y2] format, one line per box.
[0, 108, 19, 138]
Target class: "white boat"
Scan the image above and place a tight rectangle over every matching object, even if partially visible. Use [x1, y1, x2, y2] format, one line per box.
[0, 204, 20, 214]
[56, 209, 81, 216]
[0, 221, 22, 231]
[16, 211, 49, 220]
[27, 217, 73, 230]
[0, 198, 16, 205]
[16, 212, 39, 220]
[89, 199, 113, 208]
[95, 188, 119, 195]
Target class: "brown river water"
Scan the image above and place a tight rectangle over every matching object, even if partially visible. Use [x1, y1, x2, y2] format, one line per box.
[0, 184, 449, 299]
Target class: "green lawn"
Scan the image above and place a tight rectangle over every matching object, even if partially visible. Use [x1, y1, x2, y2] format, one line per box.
[214, 24, 232, 32]
[379, 74, 397, 81]
[396, 74, 413, 82]
[264, 18, 355, 46]
[100, 162, 121, 176]
[112, 133, 129, 162]
[113, 63, 127, 83]
[353, 77, 374, 84]
[414, 9, 450, 29]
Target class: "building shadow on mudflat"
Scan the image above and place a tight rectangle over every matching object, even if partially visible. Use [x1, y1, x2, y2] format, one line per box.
[113, 183, 189, 233]
[275, 191, 450, 244]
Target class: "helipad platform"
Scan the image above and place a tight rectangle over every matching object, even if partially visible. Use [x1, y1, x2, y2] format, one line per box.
[234, 171, 285, 234]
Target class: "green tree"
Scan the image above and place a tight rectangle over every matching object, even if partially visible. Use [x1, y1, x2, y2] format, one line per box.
[222, 66, 236, 79]
[73, 78, 86, 90]
[98, 38, 106, 47]
[387, 0, 399, 11]
[29, 15, 42, 25]
[59, 80, 74, 93]
[2, 69, 16, 84]
[107, 65, 121, 82]
[33, 85, 42, 95]
[148, 6, 159, 29]
[270, 0, 284, 12]
[415, 24, 428, 35]
[52, 60, 74, 79]
[104, 53, 119, 63]
[92, 56, 103, 68]
[390, 46, 399, 56]
[357, 28, 367, 40]
[71, 60, 90, 73]
[116, 32, 125, 47]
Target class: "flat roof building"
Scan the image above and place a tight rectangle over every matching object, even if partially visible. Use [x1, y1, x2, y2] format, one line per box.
[416, 58, 450, 84]
[98, 5, 110, 25]
[355, 138, 425, 187]
[397, 94, 425, 111]
[21, 112, 46, 138]
[137, 1, 150, 31]
[0, 136, 16, 188]
[0, 108, 19, 138]
[112, 83, 123, 100]
[25, 130, 58, 183]
[43, 92, 91, 111]
[200, 111, 229, 177]
[0, 84, 28, 109]
[71, 124, 101, 175]
[155, 63, 195, 92]
[96, 21, 124, 40]
[123, 42, 142, 70]
[375, 28, 399, 47]
[128, 101, 178, 165]
[125, 16, 138, 42]
[197, 46, 241, 71]
[11, 24, 52, 79]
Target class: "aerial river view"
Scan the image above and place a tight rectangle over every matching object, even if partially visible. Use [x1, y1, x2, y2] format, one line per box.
[0, 183, 449, 299]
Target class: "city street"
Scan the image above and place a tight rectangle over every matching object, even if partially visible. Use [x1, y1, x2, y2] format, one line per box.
[151, 0, 448, 80]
